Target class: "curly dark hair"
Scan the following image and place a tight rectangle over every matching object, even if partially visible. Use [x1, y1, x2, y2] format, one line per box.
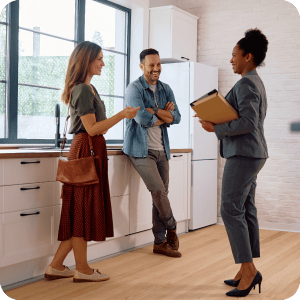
[237, 28, 269, 67]
[140, 48, 159, 63]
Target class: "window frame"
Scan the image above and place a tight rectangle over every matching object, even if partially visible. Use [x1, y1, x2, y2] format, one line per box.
[1, 0, 131, 145]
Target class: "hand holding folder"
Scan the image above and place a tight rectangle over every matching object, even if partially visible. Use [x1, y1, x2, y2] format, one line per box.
[190, 89, 239, 125]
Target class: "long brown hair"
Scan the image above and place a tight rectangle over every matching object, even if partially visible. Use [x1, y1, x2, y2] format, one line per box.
[61, 41, 102, 105]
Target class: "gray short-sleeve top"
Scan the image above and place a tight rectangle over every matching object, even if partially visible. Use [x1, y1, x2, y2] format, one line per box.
[68, 83, 107, 134]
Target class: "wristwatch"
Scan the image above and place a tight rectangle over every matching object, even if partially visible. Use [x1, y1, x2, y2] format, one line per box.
[153, 106, 159, 116]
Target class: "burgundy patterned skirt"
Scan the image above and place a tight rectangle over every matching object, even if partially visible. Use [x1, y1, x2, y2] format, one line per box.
[58, 133, 114, 242]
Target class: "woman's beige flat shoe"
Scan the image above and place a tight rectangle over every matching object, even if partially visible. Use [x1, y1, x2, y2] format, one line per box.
[44, 265, 75, 280]
[73, 269, 110, 282]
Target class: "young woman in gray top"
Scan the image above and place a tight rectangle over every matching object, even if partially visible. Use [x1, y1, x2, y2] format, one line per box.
[45, 41, 139, 282]
[198, 29, 269, 297]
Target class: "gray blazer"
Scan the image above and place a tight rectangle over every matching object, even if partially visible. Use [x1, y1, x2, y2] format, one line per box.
[214, 70, 268, 159]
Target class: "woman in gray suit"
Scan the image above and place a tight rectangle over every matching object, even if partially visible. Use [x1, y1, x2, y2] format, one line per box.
[198, 28, 268, 297]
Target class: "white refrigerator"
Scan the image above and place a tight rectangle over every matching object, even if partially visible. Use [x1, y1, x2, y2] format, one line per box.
[159, 62, 218, 230]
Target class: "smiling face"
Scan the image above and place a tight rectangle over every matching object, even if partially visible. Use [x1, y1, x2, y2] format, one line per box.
[230, 44, 255, 77]
[88, 50, 105, 77]
[230, 44, 248, 75]
[139, 54, 161, 85]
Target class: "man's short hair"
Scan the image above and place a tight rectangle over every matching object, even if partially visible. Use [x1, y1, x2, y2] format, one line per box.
[140, 48, 160, 63]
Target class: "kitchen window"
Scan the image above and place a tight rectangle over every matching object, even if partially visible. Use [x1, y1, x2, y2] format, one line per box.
[0, 0, 130, 144]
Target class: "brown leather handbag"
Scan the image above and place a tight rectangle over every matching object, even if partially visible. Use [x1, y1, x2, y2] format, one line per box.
[56, 113, 99, 186]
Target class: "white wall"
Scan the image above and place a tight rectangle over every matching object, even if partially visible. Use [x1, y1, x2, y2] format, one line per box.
[150, 0, 300, 231]
[110, 0, 149, 81]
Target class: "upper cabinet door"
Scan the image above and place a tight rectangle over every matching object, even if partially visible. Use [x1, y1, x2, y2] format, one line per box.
[149, 6, 198, 63]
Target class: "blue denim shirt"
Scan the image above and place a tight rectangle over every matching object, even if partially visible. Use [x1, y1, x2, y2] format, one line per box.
[122, 75, 181, 159]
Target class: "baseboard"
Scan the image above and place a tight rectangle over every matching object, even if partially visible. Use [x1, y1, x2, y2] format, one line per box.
[217, 217, 300, 233]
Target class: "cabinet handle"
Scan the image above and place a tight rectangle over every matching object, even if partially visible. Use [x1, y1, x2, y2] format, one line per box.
[20, 161, 40, 164]
[173, 155, 183, 157]
[20, 211, 40, 217]
[181, 57, 190, 61]
[20, 186, 40, 191]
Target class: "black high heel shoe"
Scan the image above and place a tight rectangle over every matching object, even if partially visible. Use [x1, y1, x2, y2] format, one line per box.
[226, 271, 262, 297]
[224, 278, 240, 287]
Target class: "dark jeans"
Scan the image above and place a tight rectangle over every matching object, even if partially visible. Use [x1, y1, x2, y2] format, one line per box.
[221, 155, 266, 264]
[129, 149, 176, 244]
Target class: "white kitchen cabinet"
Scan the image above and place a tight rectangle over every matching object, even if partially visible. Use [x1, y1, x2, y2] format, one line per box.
[3, 158, 55, 185]
[53, 205, 62, 251]
[109, 195, 130, 238]
[129, 164, 153, 234]
[0, 187, 3, 215]
[0, 157, 59, 267]
[149, 6, 198, 62]
[2, 206, 54, 267]
[0, 159, 3, 186]
[3, 182, 58, 213]
[129, 153, 190, 234]
[169, 153, 188, 222]
[107, 155, 130, 198]
[0, 214, 2, 267]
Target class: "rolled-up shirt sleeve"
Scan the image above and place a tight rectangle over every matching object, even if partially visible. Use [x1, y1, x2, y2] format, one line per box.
[165, 85, 181, 126]
[214, 77, 259, 140]
[125, 83, 158, 128]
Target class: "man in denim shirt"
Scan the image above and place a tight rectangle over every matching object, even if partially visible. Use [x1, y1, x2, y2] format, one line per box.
[123, 49, 181, 257]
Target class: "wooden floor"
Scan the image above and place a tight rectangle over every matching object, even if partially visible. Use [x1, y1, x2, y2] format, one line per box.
[4, 225, 300, 300]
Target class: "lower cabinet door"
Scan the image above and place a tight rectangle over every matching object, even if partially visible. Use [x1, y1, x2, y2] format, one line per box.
[168, 153, 188, 222]
[109, 195, 130, 239]
[107, 156, 130, 198]
[2, 207, 54, 267]
[53, 205, 62, 251]
[129, 165, 153, 234]
[0, 214, 3, 267]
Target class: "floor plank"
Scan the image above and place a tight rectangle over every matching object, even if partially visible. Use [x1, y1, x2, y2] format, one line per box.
[4, 225, 300, 300]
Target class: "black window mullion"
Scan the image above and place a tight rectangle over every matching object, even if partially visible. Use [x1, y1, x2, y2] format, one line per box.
[126, 10, 131, 86]
[76, 0, 85, 43]
[123, 10, 131, 140]
[7, 0, 19, 141]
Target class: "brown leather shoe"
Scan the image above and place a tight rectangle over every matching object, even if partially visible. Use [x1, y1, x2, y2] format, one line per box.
[153, 241, 181, 257]
[167, 227, 179, 250]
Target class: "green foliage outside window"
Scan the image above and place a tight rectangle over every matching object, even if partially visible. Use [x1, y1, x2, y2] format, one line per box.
[17, 54, 115, 118]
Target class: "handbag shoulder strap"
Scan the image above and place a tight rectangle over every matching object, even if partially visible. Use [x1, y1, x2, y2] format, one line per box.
[88, 135, 95, 156]
[60, 105, 95, 157]
[60, 106, 70, 156]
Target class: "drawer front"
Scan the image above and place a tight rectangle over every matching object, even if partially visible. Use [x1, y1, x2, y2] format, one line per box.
[3, 158, 55, 185]
[0, 159, 3, 186]
[2, 206, 54, 266]
[3, 182, 56, 213]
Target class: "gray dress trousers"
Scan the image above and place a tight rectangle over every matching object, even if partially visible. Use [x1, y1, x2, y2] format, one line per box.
[214, 70, 268, 264]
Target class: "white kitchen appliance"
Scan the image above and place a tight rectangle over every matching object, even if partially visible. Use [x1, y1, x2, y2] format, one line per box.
[159, 61, 218, 230]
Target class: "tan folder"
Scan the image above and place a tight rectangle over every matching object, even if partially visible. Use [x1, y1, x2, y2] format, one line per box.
[190, 89, 239, 125]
